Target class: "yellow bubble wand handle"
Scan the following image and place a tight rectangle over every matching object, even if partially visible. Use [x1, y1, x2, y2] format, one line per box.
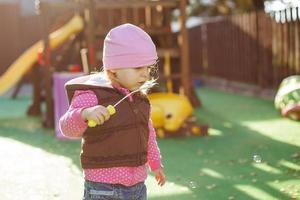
[87, 105, 116, 127]
[87, 79, 157, 128]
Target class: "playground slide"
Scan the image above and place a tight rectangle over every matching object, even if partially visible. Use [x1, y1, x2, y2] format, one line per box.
[0, 15, 84, 95]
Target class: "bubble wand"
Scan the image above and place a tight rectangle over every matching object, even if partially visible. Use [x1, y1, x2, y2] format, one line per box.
[88, 80, 157, 127]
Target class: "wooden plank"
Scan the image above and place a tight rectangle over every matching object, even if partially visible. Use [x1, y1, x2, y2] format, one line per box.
[0, 4, 21, 75]
[40, 1, 80, 11]
[251, 12, 258, 84]
[272, 14, 280, 86]
[242, 13, 249, 84]
[217, 21, 223, 78]
[27, 66, 42, 116]
[260, 12, 273, 88]
[95, 0, 179, 9]
[289, 17, 295, 74]
[188, 26, 202, 74]
[121, 8, 128, 23]
[240, 13, 246, 83]
[278, 12, 284, 81]
[157, 48, 180, 58]
[145, 6, 152, 27]
[133, 7, 139, 24]
[230, 15, 236, 81]
[163, 7, 173, 48]
[287, 8, 294, 75]
[283, 10, 289, 78]
[275, 19, 282, 85]
[245, 13, 252, 84]
[107, 8, 114, 27]
[204, 23, 211, 76]
[233, 16, 238, 81]
[265, 14, 274, 88]
[206, 23, 213, 76]
[257, 11, 264, 87]
[41, 2, 55, 128]
[209, 22, 214, 77]
[97, 48, 180, 59]
[95, 26, 172, 36]
[178, 0, 200, 106]
[85, 0, 96, 71]
[295, 18, 300, 74]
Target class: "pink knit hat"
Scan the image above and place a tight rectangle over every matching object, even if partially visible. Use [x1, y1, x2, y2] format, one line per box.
[102, 23, 158, 70]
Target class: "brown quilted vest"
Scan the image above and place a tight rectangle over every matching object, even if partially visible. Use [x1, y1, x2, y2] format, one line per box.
[66, 84, 150, 169]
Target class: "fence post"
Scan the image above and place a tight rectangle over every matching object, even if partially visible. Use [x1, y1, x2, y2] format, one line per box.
[179, 0, 201, 106]
[40, 2, 54, 128]
[256, 11, 273, 88]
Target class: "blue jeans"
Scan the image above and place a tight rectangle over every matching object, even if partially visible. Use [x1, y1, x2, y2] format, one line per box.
[83, 180, 147, 200]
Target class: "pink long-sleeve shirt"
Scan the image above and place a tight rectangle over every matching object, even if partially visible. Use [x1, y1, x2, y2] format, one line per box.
[59, 88, 162, 186]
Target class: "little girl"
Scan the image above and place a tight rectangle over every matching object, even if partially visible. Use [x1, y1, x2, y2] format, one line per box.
[59, 23, 166, 200]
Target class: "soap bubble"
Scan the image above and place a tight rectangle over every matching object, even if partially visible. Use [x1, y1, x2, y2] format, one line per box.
[188, 181, 198, 189]
[253, 155, 262, 163]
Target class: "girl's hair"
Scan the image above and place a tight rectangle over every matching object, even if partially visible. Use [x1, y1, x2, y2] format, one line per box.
[140, 78, 158, 95]
[99, 63, 158, 95]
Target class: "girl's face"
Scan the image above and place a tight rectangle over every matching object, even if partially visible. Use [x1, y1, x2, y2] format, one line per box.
[111, 66, 150, 91]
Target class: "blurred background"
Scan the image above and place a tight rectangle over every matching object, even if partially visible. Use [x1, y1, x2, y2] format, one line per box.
[0, 0, 299, 199]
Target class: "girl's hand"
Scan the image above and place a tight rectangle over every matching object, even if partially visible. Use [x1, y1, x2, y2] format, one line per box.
[81, 105, 110, 125]
[153, 167, 166, 186]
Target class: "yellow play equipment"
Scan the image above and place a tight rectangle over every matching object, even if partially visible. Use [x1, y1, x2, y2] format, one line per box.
[148, 53, 208, 138]
[0, 15, 84, 95]
[149, 93, 192, 128]
[148, 92, 208, 138]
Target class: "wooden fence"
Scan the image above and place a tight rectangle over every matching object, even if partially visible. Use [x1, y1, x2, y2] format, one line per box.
[189, 8, 300, 88]
[0, 3, 71, 77]
[0, 4, 43, 76]
[271, 7, 300, 86]
[0, 3, 22, 75]
[1, 3, 299, 89]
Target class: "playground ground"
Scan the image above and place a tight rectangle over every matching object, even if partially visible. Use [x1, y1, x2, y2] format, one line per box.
[0, 87, 299, 200]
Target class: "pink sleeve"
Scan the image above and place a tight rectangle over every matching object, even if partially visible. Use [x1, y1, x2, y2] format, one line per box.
[59, 90, 98, 138]
[147, 119, 162, 171]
